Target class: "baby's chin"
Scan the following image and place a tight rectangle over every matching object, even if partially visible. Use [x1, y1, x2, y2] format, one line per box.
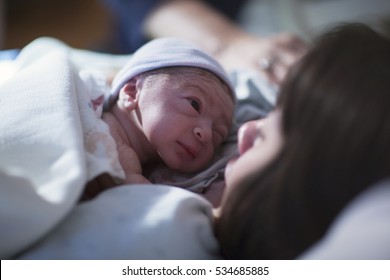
[168, 157, 212, 174]
[169, 163, 205, 174]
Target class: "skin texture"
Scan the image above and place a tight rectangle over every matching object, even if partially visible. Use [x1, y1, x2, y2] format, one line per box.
[212, 110, 283, 213]
[82, 67, 234, 200]
[224, 110, 283, 193]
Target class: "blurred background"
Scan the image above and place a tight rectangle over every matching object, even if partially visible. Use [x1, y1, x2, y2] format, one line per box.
[1, 0, 390, 52]
[1, 0, 111, 50]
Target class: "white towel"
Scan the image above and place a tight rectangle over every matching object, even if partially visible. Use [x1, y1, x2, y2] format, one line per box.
[0, 41, 125, 258]
[0, 50, 86, 258]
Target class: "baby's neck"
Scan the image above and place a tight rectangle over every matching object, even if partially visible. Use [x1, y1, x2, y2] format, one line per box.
[102, 105, 159, 165]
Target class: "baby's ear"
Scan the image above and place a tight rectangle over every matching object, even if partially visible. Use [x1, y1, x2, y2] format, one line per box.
[118, 78, 139, 111]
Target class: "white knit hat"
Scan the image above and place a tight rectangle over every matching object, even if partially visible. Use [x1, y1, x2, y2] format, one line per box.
[109, 37, 235, 105]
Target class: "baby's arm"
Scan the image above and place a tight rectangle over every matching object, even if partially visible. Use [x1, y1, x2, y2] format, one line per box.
[80, 144, 150, 201]
[116, 143, 151, 185]
[81, 139, 145, 201]
[81, 114, 151, 201]
[102, 113, 151, 185]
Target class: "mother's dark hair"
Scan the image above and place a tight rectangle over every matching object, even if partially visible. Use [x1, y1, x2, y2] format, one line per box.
[216, 22, 390, 259]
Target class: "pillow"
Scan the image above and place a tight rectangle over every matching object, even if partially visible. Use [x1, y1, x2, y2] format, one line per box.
[298, 179, 390, 259]
[18, 185, 221, 260]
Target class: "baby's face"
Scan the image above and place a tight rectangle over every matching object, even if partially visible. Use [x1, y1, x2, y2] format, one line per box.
[137, 71, 234, 173]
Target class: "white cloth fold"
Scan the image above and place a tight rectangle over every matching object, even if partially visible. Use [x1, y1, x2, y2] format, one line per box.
[18, 185, 220, 260]
[0, 50, 86, 258]
[0, 40, 124, 258]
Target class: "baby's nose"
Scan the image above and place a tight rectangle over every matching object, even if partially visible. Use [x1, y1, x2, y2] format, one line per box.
[193, 125, 212, 144]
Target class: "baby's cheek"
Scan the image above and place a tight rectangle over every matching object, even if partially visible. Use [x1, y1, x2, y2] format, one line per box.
[195, 149, 214, 170]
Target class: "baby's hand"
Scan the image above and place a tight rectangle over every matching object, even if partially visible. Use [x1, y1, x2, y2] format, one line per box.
[80, 173, 117, 201]
[80, 172, 151, 202]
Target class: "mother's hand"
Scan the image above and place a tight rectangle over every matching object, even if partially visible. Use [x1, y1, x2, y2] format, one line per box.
[216, 32, 308, 85]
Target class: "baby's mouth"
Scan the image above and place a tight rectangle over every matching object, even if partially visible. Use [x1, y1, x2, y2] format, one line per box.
[177, 141, 197, 159]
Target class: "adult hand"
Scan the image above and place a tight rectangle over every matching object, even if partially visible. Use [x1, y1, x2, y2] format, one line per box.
[144, 0, 308, 86]
[215, 32, 308, 86]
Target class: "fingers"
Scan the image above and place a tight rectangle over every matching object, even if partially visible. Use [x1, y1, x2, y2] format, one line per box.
[217, 32, 308, 85]
[257, 33, 308, 85]
[258, 61, 285, 86]
[274, 33, 308, 55]
[272, 33, 308, 64]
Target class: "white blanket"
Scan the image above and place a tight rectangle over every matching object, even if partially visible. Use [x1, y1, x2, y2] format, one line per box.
[0, 42, 131, 257]
[0, 49, 87, 258]
[18, 184, 221, 260]
[0, 39, 223, 259]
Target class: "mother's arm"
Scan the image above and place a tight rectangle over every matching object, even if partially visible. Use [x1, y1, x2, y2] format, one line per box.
[144, 0, 307, 84]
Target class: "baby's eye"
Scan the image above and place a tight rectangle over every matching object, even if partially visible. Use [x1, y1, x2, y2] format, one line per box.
[188, 98, 200, 112]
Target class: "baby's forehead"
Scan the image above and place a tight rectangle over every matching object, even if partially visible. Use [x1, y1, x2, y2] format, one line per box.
[157, 66, 235, 101]
[110, 37, 236, 104]
[175, 69, 235, 117]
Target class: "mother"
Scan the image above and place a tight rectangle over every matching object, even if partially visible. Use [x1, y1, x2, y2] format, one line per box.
[215, 22, 390, 259]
